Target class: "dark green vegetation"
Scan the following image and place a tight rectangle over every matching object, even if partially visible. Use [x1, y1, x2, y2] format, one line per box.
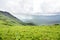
[0, 11, 60, 40]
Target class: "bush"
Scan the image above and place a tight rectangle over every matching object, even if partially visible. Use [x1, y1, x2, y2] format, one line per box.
[54, 24, 60, 26]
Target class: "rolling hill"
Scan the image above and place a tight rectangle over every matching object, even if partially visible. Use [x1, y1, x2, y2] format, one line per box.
[0, 11, 24, 26]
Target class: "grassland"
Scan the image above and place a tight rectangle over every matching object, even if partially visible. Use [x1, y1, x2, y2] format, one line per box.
[0, 11, 60, 40]
[0, 25, 60, 40]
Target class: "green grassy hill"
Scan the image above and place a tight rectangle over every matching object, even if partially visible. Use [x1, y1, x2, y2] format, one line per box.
[0, 11, 24, 26]
[0, 11, 60, 40]
[0, 11, 36, 26]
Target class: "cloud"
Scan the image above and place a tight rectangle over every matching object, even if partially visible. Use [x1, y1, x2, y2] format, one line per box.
[42, 0, 60, 13]
[0, 0, 60, 14]
[0, 0, 60, 20]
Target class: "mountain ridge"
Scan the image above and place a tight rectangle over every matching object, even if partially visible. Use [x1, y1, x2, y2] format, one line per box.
[0, 11, 24, 26]
[0, 11, 36, 26]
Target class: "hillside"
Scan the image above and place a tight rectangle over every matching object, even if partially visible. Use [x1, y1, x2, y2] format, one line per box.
[0, 11, 24, 26]
[0, 11, 60, 40]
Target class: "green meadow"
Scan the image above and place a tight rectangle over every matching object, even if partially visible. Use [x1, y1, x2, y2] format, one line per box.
[0, 11, 60, 40]
[0, 24, 60, 40]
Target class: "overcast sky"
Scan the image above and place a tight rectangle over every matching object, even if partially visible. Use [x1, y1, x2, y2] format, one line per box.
[0, 0, 60, 20]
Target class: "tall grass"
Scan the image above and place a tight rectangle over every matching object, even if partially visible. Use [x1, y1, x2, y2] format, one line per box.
[0, 25, 60, 40]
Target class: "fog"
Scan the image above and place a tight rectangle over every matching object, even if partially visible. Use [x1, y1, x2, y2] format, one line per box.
[0, 0, 60, 25]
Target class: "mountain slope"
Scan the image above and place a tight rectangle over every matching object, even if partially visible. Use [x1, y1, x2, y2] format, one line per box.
[0, 11, 24, 26]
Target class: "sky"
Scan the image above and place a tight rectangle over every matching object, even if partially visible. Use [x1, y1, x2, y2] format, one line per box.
[0, 0, 60, 20]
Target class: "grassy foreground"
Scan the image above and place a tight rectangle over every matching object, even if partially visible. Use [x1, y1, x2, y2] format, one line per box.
[0, 25, 60, 40]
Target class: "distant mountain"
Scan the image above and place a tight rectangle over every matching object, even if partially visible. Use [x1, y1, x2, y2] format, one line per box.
[0, 11, 25, 26]
[26, 14, 60, 25]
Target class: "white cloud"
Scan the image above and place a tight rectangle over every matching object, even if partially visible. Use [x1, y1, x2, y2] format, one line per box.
[42, 0, 60, 13]
[0, 0, 60, 14]
[0, 0, 60, 20]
